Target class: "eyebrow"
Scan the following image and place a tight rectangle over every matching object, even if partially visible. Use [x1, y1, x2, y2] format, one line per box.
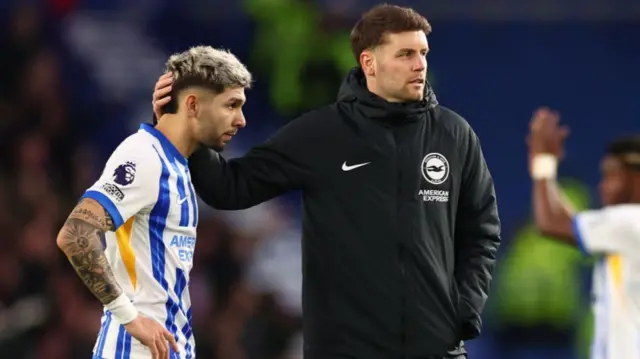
[397, 48, 429, 54]
[227, 96, 245, 104]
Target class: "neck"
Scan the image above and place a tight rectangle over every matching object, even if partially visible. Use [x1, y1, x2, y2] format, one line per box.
[155, 115, 199, 158]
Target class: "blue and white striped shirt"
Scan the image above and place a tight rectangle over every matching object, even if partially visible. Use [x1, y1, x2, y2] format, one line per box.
[83, 123, 198, 359]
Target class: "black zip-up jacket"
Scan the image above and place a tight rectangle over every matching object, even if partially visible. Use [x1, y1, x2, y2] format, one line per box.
[188, 68, 501, 359]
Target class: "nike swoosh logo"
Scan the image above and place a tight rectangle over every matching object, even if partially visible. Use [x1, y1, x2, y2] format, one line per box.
[177, 197, 189, 204]
[342, 161, 371, 171]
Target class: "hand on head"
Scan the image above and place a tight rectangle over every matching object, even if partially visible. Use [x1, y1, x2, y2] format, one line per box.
[152, 73, 174, 120]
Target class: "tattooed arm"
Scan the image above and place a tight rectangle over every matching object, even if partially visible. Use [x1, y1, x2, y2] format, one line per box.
[56, 198, 122, 304]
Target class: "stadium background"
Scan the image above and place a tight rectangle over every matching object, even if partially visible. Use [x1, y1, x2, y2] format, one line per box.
[0, 0, 638, 358]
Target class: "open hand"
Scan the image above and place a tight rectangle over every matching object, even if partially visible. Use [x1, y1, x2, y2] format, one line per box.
[527, 107, 570, 159]
[124, 314, 179, 359]
[152, 72, 174, 120]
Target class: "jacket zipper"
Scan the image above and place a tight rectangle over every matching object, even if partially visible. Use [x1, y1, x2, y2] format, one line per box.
[397, 154, 407, 358]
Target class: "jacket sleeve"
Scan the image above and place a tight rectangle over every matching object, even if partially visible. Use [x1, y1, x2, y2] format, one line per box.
[188, 117, 313, 210]
[454, 128, 501, 340]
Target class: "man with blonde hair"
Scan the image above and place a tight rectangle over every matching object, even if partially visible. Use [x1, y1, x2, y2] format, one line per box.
[56, 46, 252, 359]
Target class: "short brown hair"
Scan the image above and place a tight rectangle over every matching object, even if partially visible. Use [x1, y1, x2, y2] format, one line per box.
[350, 4, 432, 64]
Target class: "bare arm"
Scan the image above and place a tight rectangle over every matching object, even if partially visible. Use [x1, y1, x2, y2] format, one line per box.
[528, 107, 576, 245]
[532, 179, 576, 244]
[56, 198, 122, 304]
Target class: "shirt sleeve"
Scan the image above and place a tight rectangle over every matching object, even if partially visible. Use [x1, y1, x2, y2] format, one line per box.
[80, 140, 161, 230]
[572, 206, 639, 255]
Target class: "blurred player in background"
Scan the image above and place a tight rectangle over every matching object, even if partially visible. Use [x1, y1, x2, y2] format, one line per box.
[55, 46, 252, 359]
[528, 107, 640, 359]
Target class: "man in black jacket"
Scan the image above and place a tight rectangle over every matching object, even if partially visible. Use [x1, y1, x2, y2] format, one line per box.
[153, 5, 500, 359]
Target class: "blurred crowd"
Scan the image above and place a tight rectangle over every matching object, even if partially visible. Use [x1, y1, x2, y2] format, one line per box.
[0, 5, 303, 359]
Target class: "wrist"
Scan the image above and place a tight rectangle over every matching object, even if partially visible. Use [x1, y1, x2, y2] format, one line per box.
[105, 293, 138, 325]
[531, 153, 558, 180]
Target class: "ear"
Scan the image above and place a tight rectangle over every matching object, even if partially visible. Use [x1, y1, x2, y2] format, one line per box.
[184, 93, 198, 117]
[360, 50, 376, 76]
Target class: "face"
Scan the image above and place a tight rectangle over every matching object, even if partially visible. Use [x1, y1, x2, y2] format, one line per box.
[361, 31, 428, 103]
[185, 87, 246, 151]
[598, 155, 632, 205]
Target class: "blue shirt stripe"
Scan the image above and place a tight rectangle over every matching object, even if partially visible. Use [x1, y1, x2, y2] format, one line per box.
[96, 311, 112, 357]
[168, 160, 190, 227]
[174, 268, 192, 358]
[185, 169, 198, 228]
[150, 146, 181, 357]
[123, 332, 132, 359]
[182, 308, 194, 359]
[115, 325, 126, 358]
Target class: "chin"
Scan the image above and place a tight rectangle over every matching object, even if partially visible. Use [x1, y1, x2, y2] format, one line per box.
[211, 144, 225, 152]
[400, 93, 422, 102]
[202, 140, 225, 152]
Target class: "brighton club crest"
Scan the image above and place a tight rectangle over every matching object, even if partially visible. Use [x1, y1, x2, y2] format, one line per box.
[421, 153, 449, 185]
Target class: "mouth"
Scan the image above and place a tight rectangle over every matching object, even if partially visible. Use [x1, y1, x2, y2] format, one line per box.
[222, 132, 236, 142]
[409, 78, 425, 85]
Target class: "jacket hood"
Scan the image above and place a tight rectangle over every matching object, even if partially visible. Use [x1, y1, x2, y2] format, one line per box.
[336, 67, 438, 122]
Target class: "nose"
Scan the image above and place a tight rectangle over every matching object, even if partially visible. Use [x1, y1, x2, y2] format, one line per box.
[413, 55, 426, 72]
[234, 112, 246, 128]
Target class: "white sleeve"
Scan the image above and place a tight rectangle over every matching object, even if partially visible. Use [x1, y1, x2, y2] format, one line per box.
[572, 206, 639, 255]
[81, 139, 161, 230]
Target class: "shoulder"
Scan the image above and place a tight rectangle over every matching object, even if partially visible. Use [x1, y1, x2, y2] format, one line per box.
[432, 106, 474, 135]
[290, 105, 337, 128]
[575, 204, 640, 244]
[577, 204, 640, 232]
[598, 204, 640, 223]
[431, 106, 480, 155]
[104, 132, 163, 183]
[266, 106, 336, 145]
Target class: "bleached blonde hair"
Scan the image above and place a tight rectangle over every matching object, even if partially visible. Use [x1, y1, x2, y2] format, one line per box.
[165, 45, 252, 94]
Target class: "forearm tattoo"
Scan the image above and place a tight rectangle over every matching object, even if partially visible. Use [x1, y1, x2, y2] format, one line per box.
[59, 201, 121, 304]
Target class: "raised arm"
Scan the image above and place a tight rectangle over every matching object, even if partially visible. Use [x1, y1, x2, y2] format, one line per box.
[188, 115, 314, 210]
[528, 107, 577, 244]
[454, 126, 501, 341]
[153, 72, 313, 210]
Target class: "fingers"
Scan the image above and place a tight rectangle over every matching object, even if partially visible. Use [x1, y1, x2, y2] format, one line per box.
[164, 329, 180, 353]
[153, 73, 173, 110]
[155, 96, 171, 107]
[154, 84, 173, 101]
[154, 73, 173, 92]
[154, 334, 169, 359]
[530, 106, 562, 132]
[149, 342, 160, 359]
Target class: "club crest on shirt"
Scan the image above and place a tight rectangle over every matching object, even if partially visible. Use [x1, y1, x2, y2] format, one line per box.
[113, 161, 136, 186]
[421, 153, 449, 185]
